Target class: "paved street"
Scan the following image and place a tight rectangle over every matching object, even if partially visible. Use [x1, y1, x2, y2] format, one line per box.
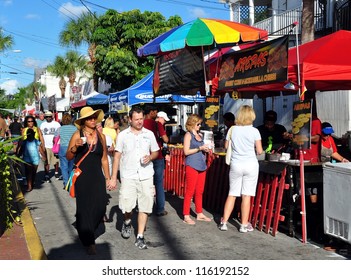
[20, 161, 348, 260]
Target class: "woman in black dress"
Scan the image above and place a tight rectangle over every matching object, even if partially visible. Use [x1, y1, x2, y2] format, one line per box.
[66, 107, 115, 255]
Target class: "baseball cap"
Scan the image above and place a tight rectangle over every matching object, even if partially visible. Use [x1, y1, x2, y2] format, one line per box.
[322, 122, 334, 135]
[157, 111, 170, 121]
[44, 111, 53, 117]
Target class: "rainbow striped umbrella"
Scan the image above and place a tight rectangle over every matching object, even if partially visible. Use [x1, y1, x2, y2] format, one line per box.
[137, 18, 268, 57]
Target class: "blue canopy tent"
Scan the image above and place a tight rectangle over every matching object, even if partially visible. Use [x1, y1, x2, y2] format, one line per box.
[87, 93, 109, 105]
[71, 92, 108, 108]
[109, 71, 206, 112]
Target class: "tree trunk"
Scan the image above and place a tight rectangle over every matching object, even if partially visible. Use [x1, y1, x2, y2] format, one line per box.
[301, 0, 315, 44]
[59, 78, 67, 98]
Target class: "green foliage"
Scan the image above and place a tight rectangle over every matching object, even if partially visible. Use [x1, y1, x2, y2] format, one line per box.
[0, 138, 20, 233]
[93, 9, 183, 91]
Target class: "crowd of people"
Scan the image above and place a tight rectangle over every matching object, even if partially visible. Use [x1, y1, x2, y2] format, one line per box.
[1, 101, 349, 255]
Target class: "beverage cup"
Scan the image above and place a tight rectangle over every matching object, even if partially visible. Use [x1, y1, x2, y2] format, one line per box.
[140, 155, 147, 165]
[81, 137, 87, 144]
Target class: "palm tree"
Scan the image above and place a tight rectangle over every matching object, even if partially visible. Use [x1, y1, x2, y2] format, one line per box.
[0, 28, 13, 52]
[47, 51, 92, 98]
[301, 0, 315, 44]
[59, 12, 99, 89]
[47, 56, 68, 98]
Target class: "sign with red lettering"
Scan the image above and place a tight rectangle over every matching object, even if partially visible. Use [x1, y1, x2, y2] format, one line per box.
[292, 99, 312, 149]
[218, 36, 288, 90]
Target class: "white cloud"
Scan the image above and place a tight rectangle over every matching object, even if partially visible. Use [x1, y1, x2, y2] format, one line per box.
[1, 0, 13, 7]
[25, 14, 40, 20]
[23, 57, 50, 69]
[189, 8, 209, 18]
[0, 79, 20, 95]
[59, 2, 89, 18]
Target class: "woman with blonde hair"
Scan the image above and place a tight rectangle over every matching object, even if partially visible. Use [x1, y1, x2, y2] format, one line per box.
[103, 116, 117, 146]
[182, 114, 212, 225]
[219, 105, 263, 233]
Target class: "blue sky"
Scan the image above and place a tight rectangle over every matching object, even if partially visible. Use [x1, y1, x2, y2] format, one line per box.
[0, 0, 231, 94]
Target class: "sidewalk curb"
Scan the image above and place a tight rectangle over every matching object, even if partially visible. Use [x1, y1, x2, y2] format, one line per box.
[16, 191, 47, 260]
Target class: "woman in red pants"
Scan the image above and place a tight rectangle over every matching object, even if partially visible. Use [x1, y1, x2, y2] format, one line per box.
[182, 114, 212, 225]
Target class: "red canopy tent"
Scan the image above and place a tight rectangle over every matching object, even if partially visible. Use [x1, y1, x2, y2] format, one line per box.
[234, 30, 351, 96]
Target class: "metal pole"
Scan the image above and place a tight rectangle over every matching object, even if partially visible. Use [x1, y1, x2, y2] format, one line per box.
[295, 22, 307, 243]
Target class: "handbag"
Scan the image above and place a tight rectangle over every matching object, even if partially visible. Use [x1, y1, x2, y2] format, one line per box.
[225, 126, 234, 165]
[52, 135, 60, 154]
[64, 144, 92, 198]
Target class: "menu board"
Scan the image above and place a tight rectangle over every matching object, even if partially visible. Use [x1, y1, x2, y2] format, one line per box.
[203, 96, 220, 130]
[291, 99, 312, 149]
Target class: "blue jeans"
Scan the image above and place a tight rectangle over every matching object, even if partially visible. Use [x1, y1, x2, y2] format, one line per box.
[59, 146, 74, 186]
[153, 158, 165, 214]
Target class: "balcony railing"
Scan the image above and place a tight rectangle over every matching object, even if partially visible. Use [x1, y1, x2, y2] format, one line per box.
[253, 7, 302, 35]
[253, 3, 332, 35]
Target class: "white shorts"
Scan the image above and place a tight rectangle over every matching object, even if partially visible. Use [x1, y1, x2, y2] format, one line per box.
[119, 177, 154, 214]
[229, 161, 259, 197]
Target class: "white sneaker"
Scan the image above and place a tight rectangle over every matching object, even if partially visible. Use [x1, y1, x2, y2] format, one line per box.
[219, 222, 228, 231]
[239, 223, 254, 233]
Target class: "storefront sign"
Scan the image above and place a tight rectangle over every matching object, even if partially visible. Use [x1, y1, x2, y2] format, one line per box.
[218, 36, 288, 91]
[204, 96, 220, 130]
[292, 99, 312, 149]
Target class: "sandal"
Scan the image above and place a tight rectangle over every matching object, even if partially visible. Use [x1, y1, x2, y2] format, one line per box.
[196, 215, 212, 222]
[183, 217, 196, 225]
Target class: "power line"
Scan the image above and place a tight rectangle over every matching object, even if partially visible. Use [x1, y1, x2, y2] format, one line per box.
[0, 63, 34, 76]
[155, 0, 228, 12]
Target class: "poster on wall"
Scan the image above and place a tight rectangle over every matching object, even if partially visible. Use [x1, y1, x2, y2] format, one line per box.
[218, 36, 288, 91]
[47, 95, 56, 112]
[291, 99, 312, 149]
[203, 96, 220, 130]
[153, 47, 205, 97]
[69, 85, 82, 104]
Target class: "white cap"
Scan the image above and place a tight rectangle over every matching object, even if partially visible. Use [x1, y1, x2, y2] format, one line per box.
[157, 111, 170, 121]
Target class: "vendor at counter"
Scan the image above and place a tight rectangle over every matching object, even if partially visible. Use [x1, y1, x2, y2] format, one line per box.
[321, 122, 349, 163]
[256, 110, 291, 153]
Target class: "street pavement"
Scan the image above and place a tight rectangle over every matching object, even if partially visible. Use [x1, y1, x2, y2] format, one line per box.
[20, 161, 349, 260]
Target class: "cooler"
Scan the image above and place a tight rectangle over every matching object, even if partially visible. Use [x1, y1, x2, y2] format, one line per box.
[323, 162, 351, 244]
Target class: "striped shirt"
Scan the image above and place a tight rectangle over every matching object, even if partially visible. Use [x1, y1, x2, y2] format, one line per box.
[55, 124, 77, 147]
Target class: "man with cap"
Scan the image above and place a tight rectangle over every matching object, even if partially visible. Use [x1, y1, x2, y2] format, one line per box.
[143, 107, 170, 216]
[153, 111, 170, 216]
[321, 122, 349, 163]
[40, 111, 61, 182]
[256, 110, 289, 152]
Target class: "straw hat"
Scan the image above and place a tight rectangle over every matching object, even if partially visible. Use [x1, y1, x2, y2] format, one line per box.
[74, 106, 104, 129]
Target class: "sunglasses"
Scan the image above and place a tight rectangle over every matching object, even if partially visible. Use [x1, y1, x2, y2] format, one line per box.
[85, 116, 97, 121]
[196, 123, 202, 126]
[27, 120, 34, 123]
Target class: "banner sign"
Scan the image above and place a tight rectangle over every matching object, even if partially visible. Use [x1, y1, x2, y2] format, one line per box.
[291, 99, 312, 149]
[109, 92, 206, 113]
[153, 47, 205, 97]
[203, 96, 220, 130]
[218, 36, 288, 91]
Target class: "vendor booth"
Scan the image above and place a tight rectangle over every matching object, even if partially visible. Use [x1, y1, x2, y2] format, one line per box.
[108, 71, 206, 112]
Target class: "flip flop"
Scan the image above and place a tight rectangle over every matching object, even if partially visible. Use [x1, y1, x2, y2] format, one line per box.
[197, 216, 212, 222]
[183, 218, 196, 225]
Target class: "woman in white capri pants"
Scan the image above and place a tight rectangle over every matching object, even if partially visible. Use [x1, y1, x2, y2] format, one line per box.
[219, 105, 263, 233]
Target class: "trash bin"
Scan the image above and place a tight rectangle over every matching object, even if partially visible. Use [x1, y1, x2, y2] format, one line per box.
[323, 162, 351, 244]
